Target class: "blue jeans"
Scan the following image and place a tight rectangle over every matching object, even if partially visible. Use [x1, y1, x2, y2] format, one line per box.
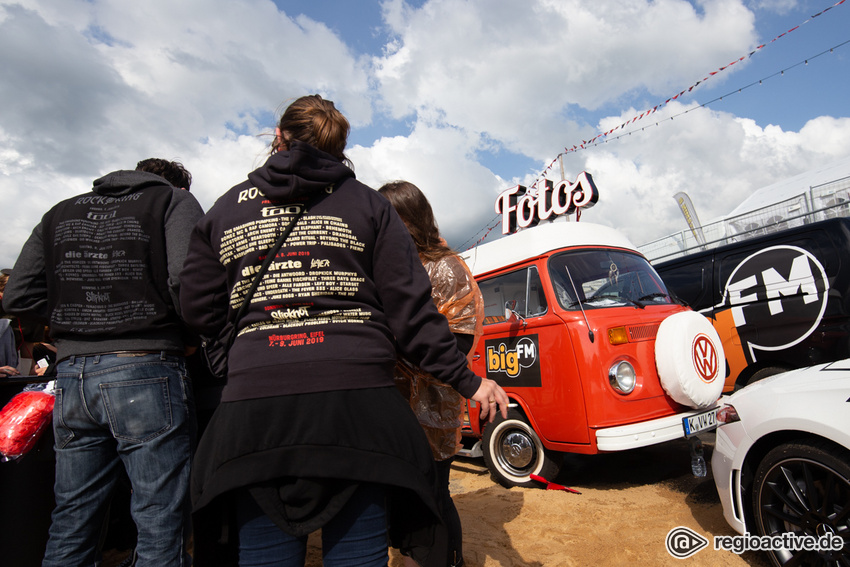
[236, 483, 389, 567]
[43, 352, 195, 567]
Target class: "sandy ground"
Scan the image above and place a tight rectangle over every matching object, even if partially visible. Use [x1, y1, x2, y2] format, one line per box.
[100, 435, 771, 566]
[303, 436, 771, 567]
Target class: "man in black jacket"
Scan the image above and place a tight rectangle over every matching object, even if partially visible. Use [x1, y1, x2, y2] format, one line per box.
[2, 159, 203, 567]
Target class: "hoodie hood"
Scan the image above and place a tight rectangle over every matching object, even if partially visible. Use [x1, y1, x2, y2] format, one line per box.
[92, 170, 174, 197]
[248, 140, 355, 203]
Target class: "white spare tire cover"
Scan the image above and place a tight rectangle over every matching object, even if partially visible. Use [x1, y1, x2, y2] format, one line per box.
[655, 311, 724, 409]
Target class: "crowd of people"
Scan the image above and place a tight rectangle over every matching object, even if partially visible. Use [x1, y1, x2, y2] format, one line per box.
[0, 269, 54, 378]
[1, 94, 508, 567]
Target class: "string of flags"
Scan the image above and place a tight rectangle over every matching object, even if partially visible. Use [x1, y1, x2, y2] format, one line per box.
[459, 215, 501, 250]
[461, 0, 848, 251]
[544, 0, 847, 166]
[554, 36, 849, 159]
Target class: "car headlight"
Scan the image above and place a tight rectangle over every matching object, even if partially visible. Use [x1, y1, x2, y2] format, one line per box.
[609, 361, 636, 394]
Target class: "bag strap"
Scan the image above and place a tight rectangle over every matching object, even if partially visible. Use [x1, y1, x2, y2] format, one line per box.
[224, 198, 311, 350]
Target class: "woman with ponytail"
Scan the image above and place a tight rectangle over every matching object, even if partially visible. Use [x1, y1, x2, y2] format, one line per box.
[180, 95, 507, 567]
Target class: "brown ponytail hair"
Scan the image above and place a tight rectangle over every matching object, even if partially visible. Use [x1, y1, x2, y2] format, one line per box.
[273, 94, 350, 165]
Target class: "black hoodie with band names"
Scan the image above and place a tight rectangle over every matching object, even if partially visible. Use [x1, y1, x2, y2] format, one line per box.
[179, 141, 481, 402]
[2, 170, 204, 360]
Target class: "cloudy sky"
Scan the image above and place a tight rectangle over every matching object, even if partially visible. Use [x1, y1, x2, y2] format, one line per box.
[2, 0, 850, 268]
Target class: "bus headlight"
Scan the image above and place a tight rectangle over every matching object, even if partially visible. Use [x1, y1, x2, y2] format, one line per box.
[609, 361, 637, 394]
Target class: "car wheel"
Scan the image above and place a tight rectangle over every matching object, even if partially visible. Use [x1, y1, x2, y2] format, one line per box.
[745, 366, 787, 388]
[482, 409, 562, 488]
[751, 440, 850, 566]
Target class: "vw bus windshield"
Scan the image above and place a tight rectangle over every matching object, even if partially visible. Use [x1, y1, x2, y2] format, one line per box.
[548, 249, 673, 310]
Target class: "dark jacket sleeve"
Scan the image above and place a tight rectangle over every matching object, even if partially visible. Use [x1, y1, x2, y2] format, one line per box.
[165, 189, 205, 317]
[2, 221, 49, 323]
[371, 201, 482, 399]
[179, 217, 230, 339]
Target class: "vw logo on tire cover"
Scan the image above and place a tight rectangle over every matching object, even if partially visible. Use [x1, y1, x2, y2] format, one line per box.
[656, 311, 725, 409]
[692, 334, 718, 383]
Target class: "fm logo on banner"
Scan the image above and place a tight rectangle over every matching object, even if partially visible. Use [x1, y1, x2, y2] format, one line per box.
[716, 245, 829, 362]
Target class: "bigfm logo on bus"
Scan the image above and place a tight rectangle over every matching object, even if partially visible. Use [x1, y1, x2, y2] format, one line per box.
[484, 335, 542, 387]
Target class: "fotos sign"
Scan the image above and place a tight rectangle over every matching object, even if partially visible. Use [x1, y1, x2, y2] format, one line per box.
[495, 171, 599, 235]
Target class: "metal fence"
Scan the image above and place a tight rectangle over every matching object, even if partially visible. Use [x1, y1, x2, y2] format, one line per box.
[639, 175, 850, 263]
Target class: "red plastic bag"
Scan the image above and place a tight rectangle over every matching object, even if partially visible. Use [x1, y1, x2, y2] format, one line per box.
[0, 387, 55, 461]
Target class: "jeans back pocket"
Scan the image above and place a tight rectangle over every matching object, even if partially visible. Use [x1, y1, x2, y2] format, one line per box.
[101, 377, 172, 443]
[52, 387, 76, 449]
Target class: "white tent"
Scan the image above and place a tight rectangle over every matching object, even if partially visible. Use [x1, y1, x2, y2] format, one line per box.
[642, 155, 850, 262]
[726, 155, 850, 217]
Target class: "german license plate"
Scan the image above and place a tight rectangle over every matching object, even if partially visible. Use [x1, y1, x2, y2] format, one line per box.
[683, 408, 719, 437]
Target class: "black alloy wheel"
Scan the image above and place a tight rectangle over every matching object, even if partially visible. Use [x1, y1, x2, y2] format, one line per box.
[752, 440, 850, 566]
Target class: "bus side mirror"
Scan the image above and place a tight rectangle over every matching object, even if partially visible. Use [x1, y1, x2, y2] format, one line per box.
[504, 300, 517, 322]
[504, 301, 526, 326]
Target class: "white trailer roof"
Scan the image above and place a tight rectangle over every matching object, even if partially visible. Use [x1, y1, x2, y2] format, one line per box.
[460, 218, 639, 277]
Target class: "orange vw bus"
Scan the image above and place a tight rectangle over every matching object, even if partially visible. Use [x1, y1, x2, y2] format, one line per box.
[459, 173, 724, 487]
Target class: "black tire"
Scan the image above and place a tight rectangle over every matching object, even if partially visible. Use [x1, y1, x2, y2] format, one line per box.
[751, 440, 850, 566]
[745, 366, 787, 388]
[481, 409, 562, 488]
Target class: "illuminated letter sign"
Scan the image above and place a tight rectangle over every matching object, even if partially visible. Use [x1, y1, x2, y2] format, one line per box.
[495, 171, 599, 235]
[494, 185, 526, 235]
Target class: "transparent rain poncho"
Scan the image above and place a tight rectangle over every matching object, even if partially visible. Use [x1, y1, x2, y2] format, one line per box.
[394, 255, 484, 461]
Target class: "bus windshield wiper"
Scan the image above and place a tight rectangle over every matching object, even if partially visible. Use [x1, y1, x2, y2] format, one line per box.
[577, 294, 645, 309]
[637, 292, 670, 302]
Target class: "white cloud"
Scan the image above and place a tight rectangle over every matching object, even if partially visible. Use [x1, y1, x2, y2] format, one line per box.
[564, 103, 850, 248]
[362, 0, 850, 250]
[750, 0, 799, 15]
[0, 0, 373, 266]
[186, 133, 271, 211]
[349, 121, 508, 248]
[2, 0, 849, 273]
[373, 0, 757, 159]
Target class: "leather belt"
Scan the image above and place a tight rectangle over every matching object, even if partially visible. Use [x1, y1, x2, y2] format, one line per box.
[57, 350, 183, 363]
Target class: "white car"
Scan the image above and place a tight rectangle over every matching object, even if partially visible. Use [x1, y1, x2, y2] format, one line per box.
[711, 359, 850, 565]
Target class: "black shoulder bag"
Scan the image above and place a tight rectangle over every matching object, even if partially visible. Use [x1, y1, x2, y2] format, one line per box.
[201, 201, 309, 381]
